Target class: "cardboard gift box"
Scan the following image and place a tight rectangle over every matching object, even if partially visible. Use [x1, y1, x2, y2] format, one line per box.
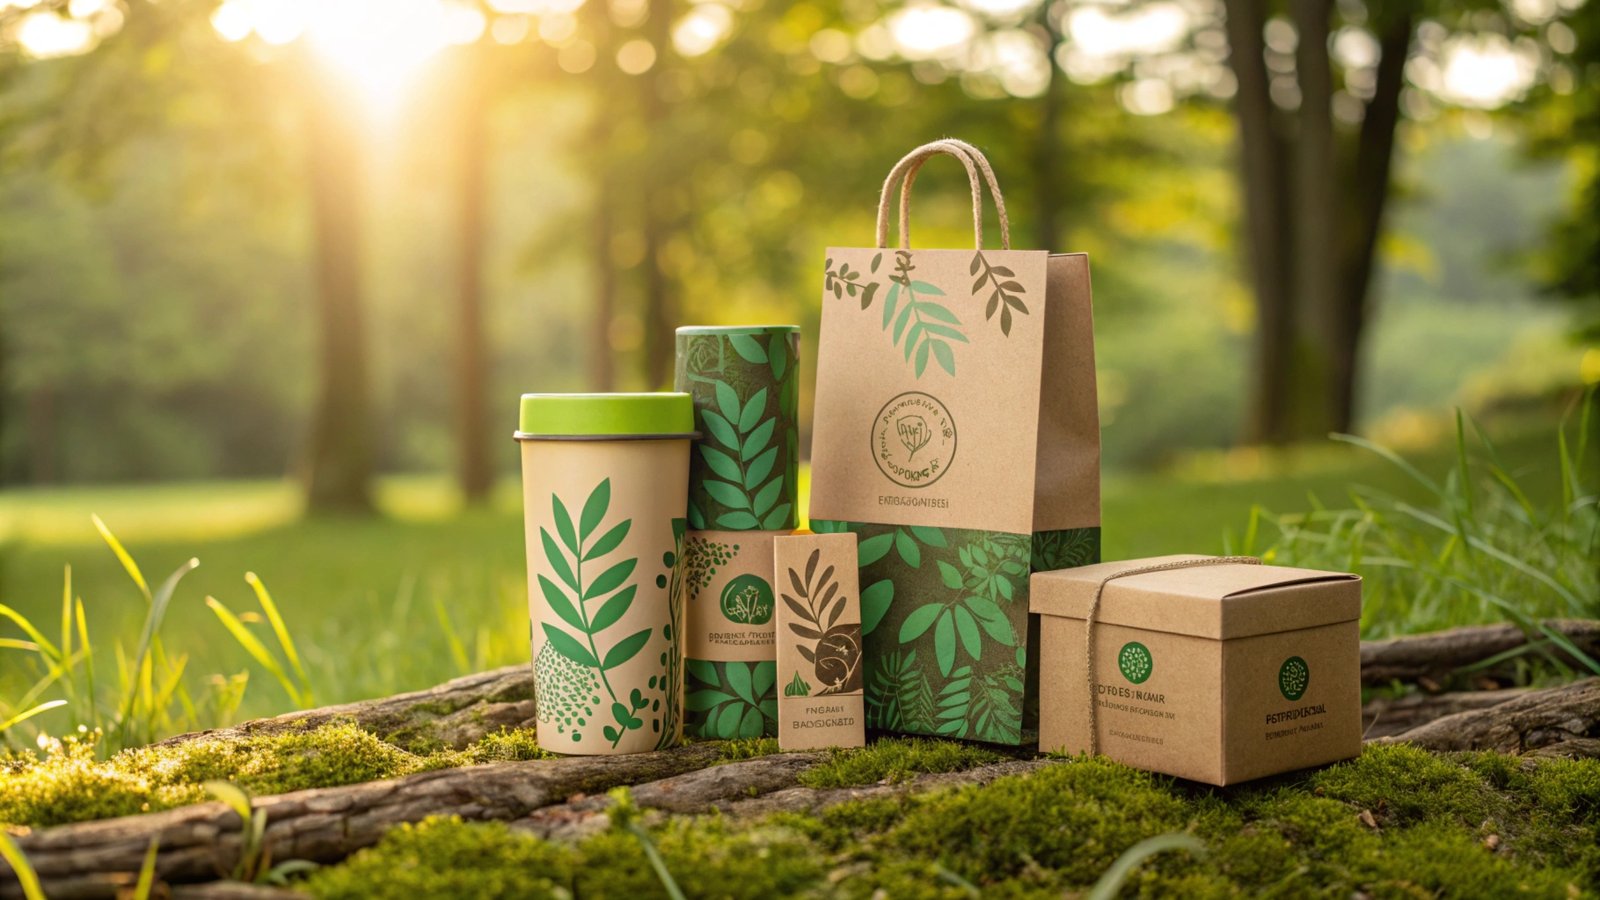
[1030, 556, 1362, 785]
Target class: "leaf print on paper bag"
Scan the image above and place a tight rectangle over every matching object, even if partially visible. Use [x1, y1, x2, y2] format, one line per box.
[538, 479, 662, 750]
[879, 251, 968, 378]
[969, 250, 1030, 337]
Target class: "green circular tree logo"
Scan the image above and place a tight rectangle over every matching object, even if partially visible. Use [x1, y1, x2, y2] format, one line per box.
[719, 574, 774, 625]
[1117, 641, 1153, 684]
[1278, 656, 1310, 701]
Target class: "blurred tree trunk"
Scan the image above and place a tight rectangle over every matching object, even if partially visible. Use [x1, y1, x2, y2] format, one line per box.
[1225, 0, 1413, 444]
[1033, 4, 1064, 251]
[639, 0, 674, 390]
[25, 387, 55, 483]
[453, 49, 493, 505]
[1287, 0, 1337, 436]
[1226, 0, 1294, 444]
[301, 68, 375, 514]
[1333, 7, 1413, 433]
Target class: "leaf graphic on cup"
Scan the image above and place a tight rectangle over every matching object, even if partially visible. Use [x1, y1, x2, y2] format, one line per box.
[897, 415, 931, 459]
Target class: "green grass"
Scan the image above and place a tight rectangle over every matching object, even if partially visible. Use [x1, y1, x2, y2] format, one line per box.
[0, 410, 1581, 736]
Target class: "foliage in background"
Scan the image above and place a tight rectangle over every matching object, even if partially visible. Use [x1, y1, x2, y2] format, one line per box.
[1243, 396, 1599, 674]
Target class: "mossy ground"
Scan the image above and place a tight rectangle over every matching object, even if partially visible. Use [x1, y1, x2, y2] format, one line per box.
[306, 744, 1600, 900]
[4, 725, 1596, 898]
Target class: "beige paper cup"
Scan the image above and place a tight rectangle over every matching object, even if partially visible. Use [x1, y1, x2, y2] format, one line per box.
[516, 393, 694, 755]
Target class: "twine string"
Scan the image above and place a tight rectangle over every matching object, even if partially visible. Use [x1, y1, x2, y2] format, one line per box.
[874, 139, 1011, 251]
[1083, 556, 1261, 755]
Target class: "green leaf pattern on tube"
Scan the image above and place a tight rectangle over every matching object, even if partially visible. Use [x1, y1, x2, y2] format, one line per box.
[813, 519, 1101, 745]
[674, 327, 800, 531]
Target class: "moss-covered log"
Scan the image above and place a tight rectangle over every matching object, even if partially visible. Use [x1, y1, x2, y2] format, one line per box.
[1375, 677, 1600, 757]
[3, 745, 720, 900]
[155, 666, 536, 752]
[1360, 620, 1600, 687]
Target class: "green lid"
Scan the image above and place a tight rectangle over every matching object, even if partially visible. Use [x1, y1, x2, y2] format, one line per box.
[516, 393, 695, 440]
[675, 325, 800, 336]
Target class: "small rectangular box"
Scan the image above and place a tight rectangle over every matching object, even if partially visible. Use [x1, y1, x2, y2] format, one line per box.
[773, 532, 866, 751]
[1030, 555, 1362, 785]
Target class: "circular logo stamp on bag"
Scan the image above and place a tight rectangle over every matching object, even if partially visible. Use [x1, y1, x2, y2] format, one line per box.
[871, 392, 957, 488]
[1118, 642, 1153, 684]
[1278, 656, 1310, 701]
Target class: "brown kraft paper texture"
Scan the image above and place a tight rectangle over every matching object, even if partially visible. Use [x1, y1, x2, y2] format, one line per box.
[809, 139, 1101, 744]
[774, 532, 866, 751]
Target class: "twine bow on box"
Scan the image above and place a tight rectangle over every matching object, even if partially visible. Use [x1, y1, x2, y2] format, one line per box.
[1081, 556, 1262, 754]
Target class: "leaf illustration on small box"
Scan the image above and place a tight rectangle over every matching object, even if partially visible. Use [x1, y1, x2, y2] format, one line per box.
[539, 478, 657, 748]
[780, 548, 862, 695]
[882, 251, 967, 378]
[784, 671, 811, 698]
[969, 250, 1029, 337]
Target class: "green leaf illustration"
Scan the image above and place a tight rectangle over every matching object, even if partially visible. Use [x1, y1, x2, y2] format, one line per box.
[700, 445, 743, 482]
[954, 605, 982, 661]
[602, 628, 652, 670]
[542, 623, 599, 669]
[684, 660, 778, 739]
[579, 479, 611, 539]
[715, 381, 741, 423]
[729, 334, 768, 364]
[584, 558, 637, 600]
[739, 388, 768, 432]
[861, 579, 894, 636]
[753, 478, 784, 516]
[717, 511, 760, 529]
[541, 529, 578, 591]
[583, 519, 631, 562]
[539, 576, 585, 632]
[761, 504, 792, 530]
[702, 411, 739, 449]
[881, 251, 967, 378]
[705, 480, 751, 510]
[744, 447, 778, 487]
[589, 586, 636, 632]
[895, 530, 921, 568]
[553, 495, 579, 553]
[934, 612, 956, 677]
[741, 418, 776, 459]
[899, 603, 941, 643]
[937, 560, 963, 589]
[859, 533, 894, 566]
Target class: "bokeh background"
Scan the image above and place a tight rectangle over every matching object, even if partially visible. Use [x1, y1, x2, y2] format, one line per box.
[0, 0, 1594, 738]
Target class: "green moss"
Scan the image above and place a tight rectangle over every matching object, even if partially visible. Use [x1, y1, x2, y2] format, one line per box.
[305, 816, 577, 900]
[1, 724, 416, 827]
[1308, 743, 1509, 827]
[796, 736, 1008, 789]
[713, 736, 780, 762]
[455, 728, 556, 764]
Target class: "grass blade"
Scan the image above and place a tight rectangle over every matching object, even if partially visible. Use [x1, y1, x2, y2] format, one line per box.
[93, 514, 150, 601]
[0, 831, 47, 900]
[120, 558, 199, 741]
[1086, 833, 1206, 900]
[76, 597, 96, 726]
[0, 603, 60, 661]
[246, 572, 313, 707]
[207, 597, 300, 705]
[1331, 433, 1442, 498]
[0, 699, 67, 733]
[133, 838, 160, 900]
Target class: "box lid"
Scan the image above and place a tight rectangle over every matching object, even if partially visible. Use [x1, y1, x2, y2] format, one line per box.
[1029, 555, 1360, 640]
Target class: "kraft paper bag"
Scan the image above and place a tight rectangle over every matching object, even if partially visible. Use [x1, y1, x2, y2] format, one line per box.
[810, 139, 1101, 745]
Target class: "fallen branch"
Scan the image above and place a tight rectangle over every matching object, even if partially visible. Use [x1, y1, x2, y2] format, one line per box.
[1376, 678, 1600, 757]
[1361, 688, 1531, 739]
[1360, 620, 1600, 687]
[3, 744, 720, 900]
[155, 665, 535, 751]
